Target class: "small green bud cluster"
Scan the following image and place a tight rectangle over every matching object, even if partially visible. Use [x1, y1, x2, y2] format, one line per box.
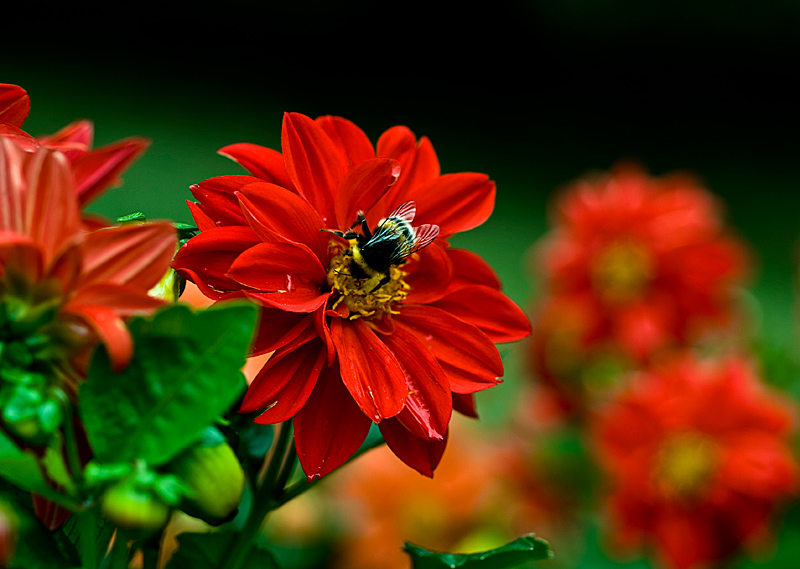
[93, 428, 244, 531]
[1, 281, 72, 445]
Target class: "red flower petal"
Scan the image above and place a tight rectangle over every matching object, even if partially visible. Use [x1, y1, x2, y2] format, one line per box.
[250, 307, 315, 356]
[282, 112, 346, 225]
[430, 285, 531, 343]
[446, 247, 502, 290]
[173, 226, 261, 292]
[67, 304, 133, 371]
[226, 241, 326, 294]
[37, 120, 93, 160]
[0, 123, 39, 151]
[397, 305, 503, 394]
[245, 289, 332, 314]
[236, 182, 330, 262]
[0, 83, 30, 127]
[70, 137, 150, 206]
[66, 283, 164, 317]
[294, 360, 372, 480]
[330, 318, 407, 422]
[410, 173, 495, 236]
[380, 323, 451, 441]
[452, 392, 479, 418]
[379, 418, 448, 477]
[189, 175, 261, 227]
[246, 339, 327, 422]
[403, 242, 453, 304]
[334, 158, 400, 231]
[218, 143, 296, 190]
[79, 223, 177, 290]
[315, 115, 375, 167]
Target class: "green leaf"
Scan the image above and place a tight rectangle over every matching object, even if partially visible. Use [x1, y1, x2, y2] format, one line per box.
[79, 302, 258, 467]
[0, 429, 77, 509]
[404, 534, 553, 569]
[61, 507, 116, 569]
[166, 532, 279, 569]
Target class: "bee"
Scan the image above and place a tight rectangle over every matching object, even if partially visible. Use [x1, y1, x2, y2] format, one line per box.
[330, 201, 440, 293]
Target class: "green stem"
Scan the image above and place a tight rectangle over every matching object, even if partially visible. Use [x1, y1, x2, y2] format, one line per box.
[221, 421, 293, 569]
[62, 403, 84, 486]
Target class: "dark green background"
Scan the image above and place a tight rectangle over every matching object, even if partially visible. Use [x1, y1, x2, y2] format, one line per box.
[4, 0, 799, 400]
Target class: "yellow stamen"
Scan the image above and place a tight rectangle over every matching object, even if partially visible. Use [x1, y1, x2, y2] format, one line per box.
[327, 241, 410, 321]
[591, 240, 654, 303]
[653, 432, 718, 500]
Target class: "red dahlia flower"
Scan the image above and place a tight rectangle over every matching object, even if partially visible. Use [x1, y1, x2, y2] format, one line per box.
[0, 83, 148, 213]
[593, 354, 798, 569]
[0, 138, 176, 374]
[534, 164, 747, 362]
[173, 112, 531, 479]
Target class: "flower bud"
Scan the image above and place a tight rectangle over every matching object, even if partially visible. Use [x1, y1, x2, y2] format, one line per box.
[101, 479, 170, 531]
[170, 439, 244, 526]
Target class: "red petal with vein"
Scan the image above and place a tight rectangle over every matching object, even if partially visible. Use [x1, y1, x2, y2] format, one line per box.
[335, 158, 400, 232]
[398, 305, 503, 393]
[403, 242, 452, 304]
[190, 175, 261, 226]
[0, 84, 30, 127]
[281, 112, 345, 225]
[245, 289, 331, 314]
[173, 226, 260, 292]
[330, 318, 407, 422]
[22, 145, 82, 267]
[227, 241, 326, 293]
[251, 307, 314, 355]
[452, 392, 479, 418]
[379, 418, 448, 477]
[37, 120, 93, 161]
[79, 223, 177, 289]
[316, 115, 375, 167]
[374, 131, 440, 218]
[294, 361, 372, 480]
[71, 137, 150, 206]
[431, 285, 531, 343]
[446, 248, 502, 290]
[0, 124, 39, 151]
[0, 139, 26, 233]
[380, 324, 451, 440]
[245, 339, 326, 421]
[411, 173, 495, 236]
[65, 283, 164, 317]
[237, 182, 329, 261]
[186, 201, 217, 232]
[218, 143, 295, 190]
[0, 235, 43, 282]
[68, 304, 133, 371]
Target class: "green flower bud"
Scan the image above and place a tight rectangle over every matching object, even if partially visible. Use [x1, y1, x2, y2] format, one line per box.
[170, 439, 244, 526]
[147, 269, 183, 303]
[101, 479, 170, 531]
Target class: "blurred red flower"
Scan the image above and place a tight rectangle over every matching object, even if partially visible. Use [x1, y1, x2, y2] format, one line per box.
[0, 138, 176, 374]
[0, 83, 149, 215]
[533, 164, 747, 364]
[173, 112, 531, 479]
[593, 354, 798, 569]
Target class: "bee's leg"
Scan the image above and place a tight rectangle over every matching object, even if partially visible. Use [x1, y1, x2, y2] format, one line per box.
[351, 213, 372, 240]
[322, 229, 345, 237]
[365, 274, 391, 294]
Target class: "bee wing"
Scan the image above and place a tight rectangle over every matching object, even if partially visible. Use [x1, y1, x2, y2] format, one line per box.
[386, 201, 416, 224]
[408, 223, 440, 254]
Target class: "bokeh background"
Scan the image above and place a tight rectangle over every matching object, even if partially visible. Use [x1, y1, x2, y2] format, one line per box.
[4, 1, 800, 567]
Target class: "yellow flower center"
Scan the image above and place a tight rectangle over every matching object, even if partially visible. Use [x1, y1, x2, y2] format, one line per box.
[591, 241, 654, 303]
[653, 432, 718, 500]
[327, 240, 411, 321]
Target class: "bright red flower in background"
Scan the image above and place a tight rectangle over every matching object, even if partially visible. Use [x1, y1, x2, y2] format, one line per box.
[593, 354, 798, 569]
[0, 138, 176, 373]
[173, 112, 531, 479]
[0, 83, 148, 215]
[533, 164, 747, 363]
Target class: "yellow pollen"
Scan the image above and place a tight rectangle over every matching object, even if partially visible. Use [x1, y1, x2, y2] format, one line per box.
[653, 432, 718, 500]
[591, 240, 654, 303]
[327, 241, 411, 321]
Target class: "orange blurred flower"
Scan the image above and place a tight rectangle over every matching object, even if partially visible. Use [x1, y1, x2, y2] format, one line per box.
[592, 353, 798, 569]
